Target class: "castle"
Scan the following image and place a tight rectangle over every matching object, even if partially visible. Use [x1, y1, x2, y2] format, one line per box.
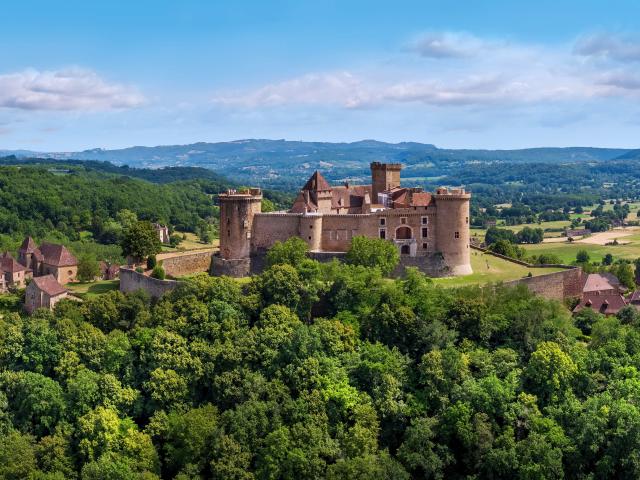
[213, 162, 471, 277]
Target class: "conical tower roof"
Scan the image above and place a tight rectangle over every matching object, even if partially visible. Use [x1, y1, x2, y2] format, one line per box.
[302, 171, 332, 192]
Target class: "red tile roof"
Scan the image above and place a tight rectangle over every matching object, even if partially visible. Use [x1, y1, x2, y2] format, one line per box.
[31, 275, 67, 296]
[38, 243, 78, 267]
[0, 256, 26, 273]
[19, 236, 37, 253]
[573, 293, 628, 315]
[302, 171, 332, 192]
[583, 273, 621, 293]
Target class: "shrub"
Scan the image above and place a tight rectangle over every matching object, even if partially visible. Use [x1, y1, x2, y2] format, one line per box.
[147, 255, 157, 270]
[151, 265, 166, 280]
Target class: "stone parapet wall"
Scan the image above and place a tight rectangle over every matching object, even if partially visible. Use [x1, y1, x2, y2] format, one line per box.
[161, 251, 214, 277]
[119, 268, 180, 298]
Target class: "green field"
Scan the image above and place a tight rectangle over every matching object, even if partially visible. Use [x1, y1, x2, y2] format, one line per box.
[67, 280, 119, 299]
[524, 234, 640, 264]
[432, 250, 564, 288]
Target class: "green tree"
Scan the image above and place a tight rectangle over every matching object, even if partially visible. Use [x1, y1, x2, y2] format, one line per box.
[576, 249, 590, 264]
[266, 237, 309, 267]
[77, 254, 100, 282]
[346, 236, 400, 276]
[120, 221, 161, 263]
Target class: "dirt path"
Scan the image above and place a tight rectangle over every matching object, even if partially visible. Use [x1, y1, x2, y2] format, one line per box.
[575, 227, 640, 245]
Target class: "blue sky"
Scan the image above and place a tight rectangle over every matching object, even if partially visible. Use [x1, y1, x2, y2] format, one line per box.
[1, 0, 640, 150]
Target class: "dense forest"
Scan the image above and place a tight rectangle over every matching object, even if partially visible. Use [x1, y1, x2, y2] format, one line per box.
[1, 239, 640, 478]
[0, 157, 293, 257]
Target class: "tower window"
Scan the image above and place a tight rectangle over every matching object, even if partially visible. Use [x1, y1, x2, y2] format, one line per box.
[227, 230, 231, 237]
[379, 228, 386, 239]
[309, 225, 313, 229]
[421, 216, 428, 225]
[401, 217, 407, 224]
[380, 218, 386, 226]
[454, 231, 460, 239]
[422, 227, 428, 238]
[465, 217, 469, 224]
[422, 242, 428, 249]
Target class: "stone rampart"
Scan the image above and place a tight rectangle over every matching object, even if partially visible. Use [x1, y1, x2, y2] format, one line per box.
[161, 251, 214, 277]
[119, 268, 180, 298]
[503, 267, 584, 300]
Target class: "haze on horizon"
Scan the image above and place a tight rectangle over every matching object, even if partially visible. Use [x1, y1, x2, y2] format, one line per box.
[1, 0, 640, 152]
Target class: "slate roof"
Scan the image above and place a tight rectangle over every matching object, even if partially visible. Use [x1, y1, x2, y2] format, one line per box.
[31, 275, 67, 296]
[38, 243, 78, 267]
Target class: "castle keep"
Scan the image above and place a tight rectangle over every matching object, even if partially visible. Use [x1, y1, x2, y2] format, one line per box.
[213, 162, 471, 277]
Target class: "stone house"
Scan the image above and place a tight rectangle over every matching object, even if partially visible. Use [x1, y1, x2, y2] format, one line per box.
[573, 272, 629, 316]
[0, 253, 28, 289]
[24, 274, 68, 314]
[18, 237, 78, 284]
[153, 223, 170, 244]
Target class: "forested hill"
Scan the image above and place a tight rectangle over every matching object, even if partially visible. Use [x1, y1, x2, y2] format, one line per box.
[1, 140, 634, 191]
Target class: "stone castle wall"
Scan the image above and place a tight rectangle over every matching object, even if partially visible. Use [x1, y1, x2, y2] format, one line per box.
[503, 267, 584, 300]
[120, 268, 180, 298]
[161, 251, 214, 277]
[251, 214, 301, 251]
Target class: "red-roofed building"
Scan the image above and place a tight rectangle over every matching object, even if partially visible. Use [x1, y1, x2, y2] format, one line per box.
[18, 237, 78, 284]
[24, 274, 68, 314]
[0, 252, 28, 288]
[573, 293, 629, 316]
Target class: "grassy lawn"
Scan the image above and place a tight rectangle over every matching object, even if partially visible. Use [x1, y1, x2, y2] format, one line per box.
[67, 280, 119, 299]
[431, 251, 564, 288]
[161, 232, 219, 252]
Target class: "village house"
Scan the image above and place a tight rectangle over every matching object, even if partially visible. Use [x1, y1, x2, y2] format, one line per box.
[0, 252, 28, 289]
[18, 237, 78, 284]
[153, 223, 170, 244]
[573, 272, 629, 316]
[24, 274, 68, 314]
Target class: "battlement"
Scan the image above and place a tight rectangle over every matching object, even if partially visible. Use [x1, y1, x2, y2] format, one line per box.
[434, 187, 470, 199]
[219, 188, 262, 200]
[370, 162, 402, 171]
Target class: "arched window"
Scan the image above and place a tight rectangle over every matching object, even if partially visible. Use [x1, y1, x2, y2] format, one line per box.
[395, 226, 412, 239]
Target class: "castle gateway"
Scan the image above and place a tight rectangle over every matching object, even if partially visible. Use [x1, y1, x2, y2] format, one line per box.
[213, 162, 472, 277]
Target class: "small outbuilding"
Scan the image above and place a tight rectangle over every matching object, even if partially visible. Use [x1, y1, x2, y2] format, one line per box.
[25, 274, 68, 314]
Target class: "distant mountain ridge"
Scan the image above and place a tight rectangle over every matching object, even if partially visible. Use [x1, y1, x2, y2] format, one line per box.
[1, 139, 635, 190]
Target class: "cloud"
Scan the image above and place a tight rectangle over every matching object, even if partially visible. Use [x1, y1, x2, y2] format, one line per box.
[213, 72, 371, 108]
[0, 68, 146, 111]
[212, 31, 640, 111]
[597, 71, 640, 90]
[409, 31, 492, 58]
[574, 33, 640, 62]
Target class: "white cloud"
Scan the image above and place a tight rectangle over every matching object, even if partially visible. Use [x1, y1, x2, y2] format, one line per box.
[0, 68, 146, 111]
[212, 31, 640, 111]
[409, 31, 492, 58]
[574, 33, 640, 62]
[213, 72, 370, 108]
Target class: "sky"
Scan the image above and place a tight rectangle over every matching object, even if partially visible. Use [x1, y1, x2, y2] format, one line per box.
[1, 0, 640, 151]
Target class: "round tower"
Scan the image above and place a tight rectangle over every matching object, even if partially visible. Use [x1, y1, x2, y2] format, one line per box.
[434, 188, 472, 276]
[218, 188, 262, 260]
[299, 213, 323, 251]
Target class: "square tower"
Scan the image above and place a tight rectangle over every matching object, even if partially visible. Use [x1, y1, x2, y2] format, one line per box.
[370, 162, 402, 202]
